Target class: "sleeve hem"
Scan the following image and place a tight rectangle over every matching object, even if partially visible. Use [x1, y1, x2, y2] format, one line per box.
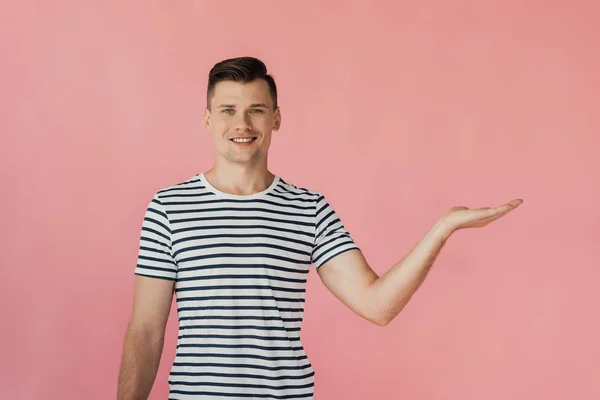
[315, 246, 360, 271]
[134, 271, 177, 282]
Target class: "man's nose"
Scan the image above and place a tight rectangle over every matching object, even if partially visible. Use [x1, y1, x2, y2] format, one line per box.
[234, 113, 252, 131]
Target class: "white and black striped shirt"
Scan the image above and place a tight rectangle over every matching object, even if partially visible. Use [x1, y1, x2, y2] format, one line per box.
[134, 172, 360, 399]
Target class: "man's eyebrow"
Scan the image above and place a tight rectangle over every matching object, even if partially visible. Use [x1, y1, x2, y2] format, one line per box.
[216, 103, 269, 108]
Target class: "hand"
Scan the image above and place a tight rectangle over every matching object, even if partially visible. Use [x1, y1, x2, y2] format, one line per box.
[438, 198, 524, 238]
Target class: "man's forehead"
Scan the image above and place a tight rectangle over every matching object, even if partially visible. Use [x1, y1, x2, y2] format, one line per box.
[212, 80, 272, 105]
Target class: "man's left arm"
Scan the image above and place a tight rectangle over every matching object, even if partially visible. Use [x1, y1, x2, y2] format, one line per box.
[317, 199, 523, 326]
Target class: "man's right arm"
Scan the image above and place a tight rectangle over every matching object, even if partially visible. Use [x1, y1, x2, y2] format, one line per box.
[117, 275, 175, 400]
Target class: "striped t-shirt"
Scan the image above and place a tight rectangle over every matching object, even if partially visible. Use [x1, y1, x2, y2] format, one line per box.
[134, 172, 360, 399]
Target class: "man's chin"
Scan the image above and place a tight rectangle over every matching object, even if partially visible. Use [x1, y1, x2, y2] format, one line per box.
[224, 154, 263, 165]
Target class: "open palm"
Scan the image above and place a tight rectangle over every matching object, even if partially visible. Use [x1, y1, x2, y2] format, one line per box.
[441, 198, 523, 233]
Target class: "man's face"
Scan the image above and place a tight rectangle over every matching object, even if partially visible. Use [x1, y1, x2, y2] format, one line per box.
[204, 79, 281, 166]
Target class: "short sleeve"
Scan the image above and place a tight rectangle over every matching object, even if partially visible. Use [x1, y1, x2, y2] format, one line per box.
[311, 194, 360, 269]
[134, 194, 178, 281]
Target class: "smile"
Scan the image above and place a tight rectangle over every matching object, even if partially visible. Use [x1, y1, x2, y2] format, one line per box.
[231, 137, 257, 143]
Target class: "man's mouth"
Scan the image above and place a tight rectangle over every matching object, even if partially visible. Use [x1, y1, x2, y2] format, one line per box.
[230, 137, 257, 143]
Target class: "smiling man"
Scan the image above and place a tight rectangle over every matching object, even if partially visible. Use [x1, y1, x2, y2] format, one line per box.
[117, 57, 522, 400]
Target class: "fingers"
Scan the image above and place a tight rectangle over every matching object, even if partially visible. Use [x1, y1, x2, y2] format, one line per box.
[503, 199, 523, 213]
[493, 199, 523, 214]
[478, 202, 518, 222]
[489, 200, 522, 221]
[507, 199, 524, 208]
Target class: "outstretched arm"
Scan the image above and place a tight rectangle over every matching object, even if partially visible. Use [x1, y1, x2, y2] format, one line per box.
[317, 199, 523, 326]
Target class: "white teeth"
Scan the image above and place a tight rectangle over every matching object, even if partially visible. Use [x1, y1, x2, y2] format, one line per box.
[232, 138, 254, 143]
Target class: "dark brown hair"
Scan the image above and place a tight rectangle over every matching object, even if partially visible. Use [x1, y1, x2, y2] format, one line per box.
[207, 57, 278, 110]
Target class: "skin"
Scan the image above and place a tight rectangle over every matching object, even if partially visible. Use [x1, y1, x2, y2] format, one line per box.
[117, 78, 523, 399]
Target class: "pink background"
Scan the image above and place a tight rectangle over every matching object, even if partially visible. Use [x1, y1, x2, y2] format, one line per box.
[1, 1, 599, 399]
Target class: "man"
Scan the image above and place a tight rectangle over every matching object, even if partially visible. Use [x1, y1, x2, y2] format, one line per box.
[117, 56, 522, 399]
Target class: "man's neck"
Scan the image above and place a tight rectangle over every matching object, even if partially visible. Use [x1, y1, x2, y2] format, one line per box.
[204, 164, 275, 196]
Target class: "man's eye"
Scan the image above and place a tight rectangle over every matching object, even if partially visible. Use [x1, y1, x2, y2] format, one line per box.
[222, 109, 234, 114]
[250, 109, 264, 114]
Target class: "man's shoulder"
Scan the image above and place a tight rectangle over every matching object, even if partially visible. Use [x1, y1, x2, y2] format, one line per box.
[276, 176, 323, 200]
[153, 173, 204, 199]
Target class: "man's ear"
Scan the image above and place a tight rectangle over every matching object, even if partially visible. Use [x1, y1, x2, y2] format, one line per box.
[203, 108, 211, 131]
[273, 107, 281, 131]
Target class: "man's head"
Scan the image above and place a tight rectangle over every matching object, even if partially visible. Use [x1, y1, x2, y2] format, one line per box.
[204, 57, 281, 166]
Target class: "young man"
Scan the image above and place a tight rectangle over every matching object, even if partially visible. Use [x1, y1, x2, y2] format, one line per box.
[117, 57, 522, 399]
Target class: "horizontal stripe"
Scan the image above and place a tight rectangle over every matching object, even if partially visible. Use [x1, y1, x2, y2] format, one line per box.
[175, 285, 306, 294]
[140, 236, 172, 250]
[138, 253, 173, 264]
[178, 334, 301, 342]
[173, 242, 311, 259]
[177, 253, 311, 266]
[176, 343, 304, 352]
[136, 264, 175, 274]
[176, 274, 307, 284]
[172, 224, 313, 238]
[169, 370, 314, 381]
[139, 245, 172, 258]
[175, 295, 306, 303]
[169, 206, 312, 219]
[171, 215, 314, 228]
[273, 187, 319, 200]
[141, 226, 170, 243]
[176, 352, 307, 362]
[312, 232, 348, 256]
[177, 263, 309, 275]
[268, 193, 317, 204]
[173, 233, 313, 248]
[160, 190, 213, 198]
[313, 240, 357, 265]
[316, 246, 359, 269]
[178, 315, 303, 323]
[168, 380, 313, 391]
[169, 389, 313, 399]
[147, 203, 169, 220]
[172, 362, 311, 371]
[177, 305, 304, 313]
[164, 198, 315, 211]
[159, 184, 208, 195]
[180, 325, 301, 332]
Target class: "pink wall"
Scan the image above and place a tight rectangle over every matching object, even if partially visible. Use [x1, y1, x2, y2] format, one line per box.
[2, 1, 599, 399]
